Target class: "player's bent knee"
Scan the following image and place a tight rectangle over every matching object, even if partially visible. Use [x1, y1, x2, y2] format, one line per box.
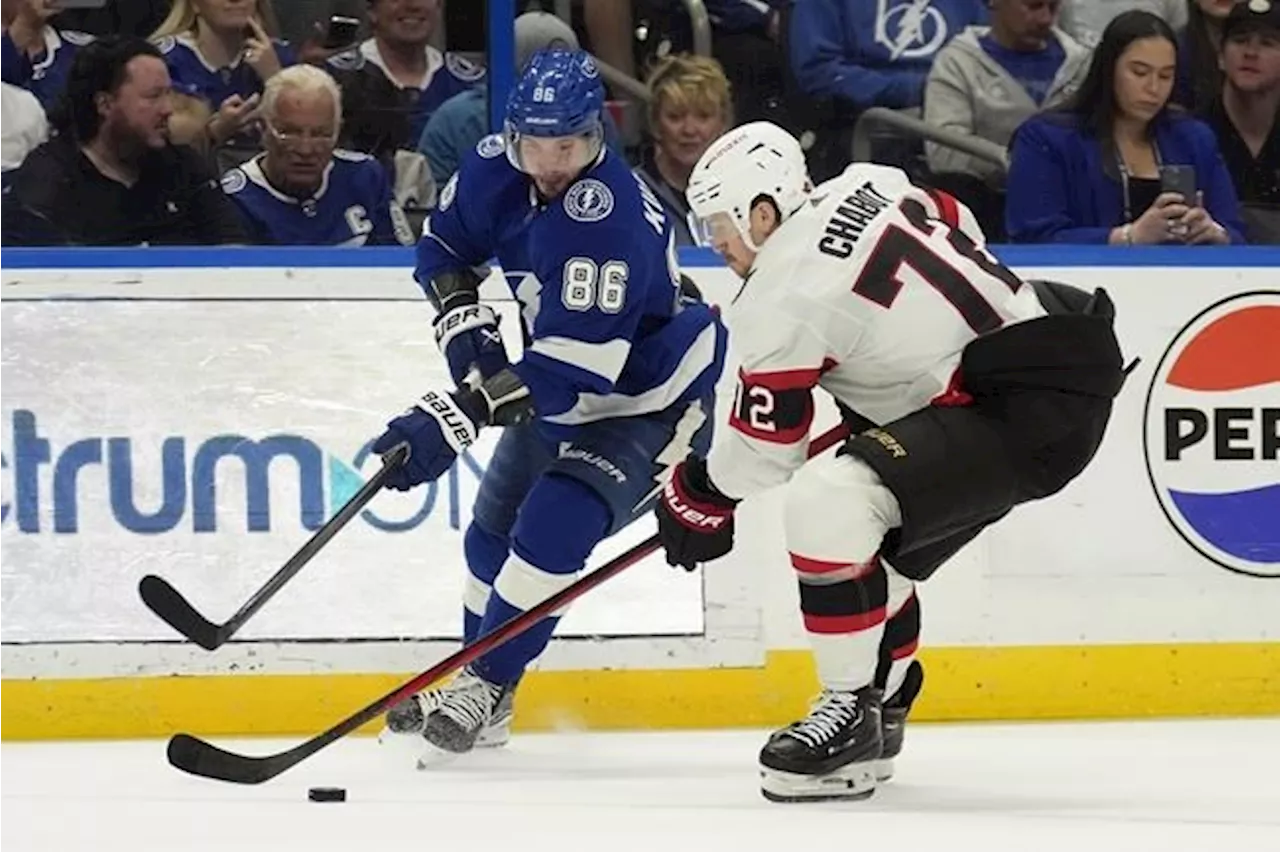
[510, 474, 611, 571]
[784, 455, 900, 563]
[464, 521, 508, 585]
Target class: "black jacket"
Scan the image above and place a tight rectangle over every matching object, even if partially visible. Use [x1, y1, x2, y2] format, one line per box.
[2, 136, 246, 246]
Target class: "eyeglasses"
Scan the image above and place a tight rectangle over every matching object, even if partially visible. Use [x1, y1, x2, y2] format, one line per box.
[265, 123, 338, 146]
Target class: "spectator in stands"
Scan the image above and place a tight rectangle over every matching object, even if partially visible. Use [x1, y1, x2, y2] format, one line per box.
[1006, 10, 1245, 243]
[2, 36, 246, 246]
[634, 54, 734, 246]
[1058, 0, 1187, 48]
[924, 0, 1091, 238]
[2, 79, 46, 186]
[1201, 0, 1280, 241]
[326, 0, 483, 164]
[787, 0, 989, 177]
[788, 0, 989, 115]
[151, 0, 294, 153]
[221, 65, 414, 245]
[2, 0, 94, 110]
[1176, 0, 1241, 110]
[418, 10, 584, 189]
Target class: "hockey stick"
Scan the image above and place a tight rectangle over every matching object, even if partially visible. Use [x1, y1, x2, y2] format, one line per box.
[167, 424, 850, 785]
[139, 445, 410, 651]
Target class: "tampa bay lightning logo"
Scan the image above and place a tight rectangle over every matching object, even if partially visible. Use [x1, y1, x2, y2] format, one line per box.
[564, 179, 614, 223]
[219, 169, 247, 194]
[438, 174, 458, 211]
[476, 134, 505, 159]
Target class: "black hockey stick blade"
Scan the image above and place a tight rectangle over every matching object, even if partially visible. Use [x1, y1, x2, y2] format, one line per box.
[139, 444, 409, 650]
[139, 575, 225, 651]
[164, 424, 851, 785]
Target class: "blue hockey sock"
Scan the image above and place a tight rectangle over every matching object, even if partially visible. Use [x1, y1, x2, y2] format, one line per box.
[462, 521, 509, 644]
[472, 475, 610, 685]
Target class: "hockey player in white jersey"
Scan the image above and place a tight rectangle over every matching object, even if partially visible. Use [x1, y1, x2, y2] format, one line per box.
[654, 122, 1128, 803]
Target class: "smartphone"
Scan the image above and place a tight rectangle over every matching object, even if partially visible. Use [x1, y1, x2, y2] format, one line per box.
[1160, 165, 1197, 201]
[55, 0, 109, 8]
[323, 15, 362, 49]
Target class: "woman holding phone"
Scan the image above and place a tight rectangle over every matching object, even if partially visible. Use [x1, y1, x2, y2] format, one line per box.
[1005, 9, 1244, 245]
[150, 0, 294, 150]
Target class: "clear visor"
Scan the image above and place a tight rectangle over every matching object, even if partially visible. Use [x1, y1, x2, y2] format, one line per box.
[506, 126, 603, 177]
[695, 210, 743, 247]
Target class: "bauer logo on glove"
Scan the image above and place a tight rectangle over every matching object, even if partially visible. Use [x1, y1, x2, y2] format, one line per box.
[371, 390, 479, 491]
[654, 455, 739, 571]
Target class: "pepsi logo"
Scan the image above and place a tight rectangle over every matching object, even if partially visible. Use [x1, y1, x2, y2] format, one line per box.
[1143, 291, 1280, 578]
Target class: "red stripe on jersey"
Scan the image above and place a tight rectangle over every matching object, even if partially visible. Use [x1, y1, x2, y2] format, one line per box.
[926, 188, 962, 228]
[891, 638, 920, 660]
[803, 608, 887, 635]
[930, 366, 974, 407]
[790, 552, 878, 577]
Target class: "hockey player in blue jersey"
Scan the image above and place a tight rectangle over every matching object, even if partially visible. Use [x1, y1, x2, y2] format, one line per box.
[371, 47, 727, 761]
[220, 65, 414, 246]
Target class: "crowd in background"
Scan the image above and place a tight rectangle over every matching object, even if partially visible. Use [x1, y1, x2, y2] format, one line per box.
[1, 0, 1276, 247]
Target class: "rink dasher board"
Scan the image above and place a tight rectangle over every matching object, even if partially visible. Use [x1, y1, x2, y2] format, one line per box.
[2, 249, 1278, 737]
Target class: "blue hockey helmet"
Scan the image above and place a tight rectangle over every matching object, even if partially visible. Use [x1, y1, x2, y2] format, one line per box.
[504, 47, 605, 181]
[505, 46, 604, 138]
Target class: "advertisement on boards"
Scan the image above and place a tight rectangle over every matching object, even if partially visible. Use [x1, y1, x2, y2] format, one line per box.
[0, 301, 702, 645]
[1142, 291, 1280, 579]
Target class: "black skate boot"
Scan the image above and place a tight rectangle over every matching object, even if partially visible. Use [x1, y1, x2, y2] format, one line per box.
[384, 674, 518, 749]
[877, 660, 924, 782]
[758, 686, 883, 803]
[422, 666, 516, 755]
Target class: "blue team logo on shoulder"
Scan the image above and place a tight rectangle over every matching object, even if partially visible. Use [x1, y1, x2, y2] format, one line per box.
[438, 174, 458, 210]
[62, 30, 95, 47]
[564, 179, 614, 223]
[476, 134, 505, 158]
[446, 52, 486, 82]
[220, 169, 247, 195]
[155, 35, 177, 54]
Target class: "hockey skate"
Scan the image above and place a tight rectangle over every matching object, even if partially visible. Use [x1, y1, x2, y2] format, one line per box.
[877, 659, 924, 782]
[411, 666, 519, 763]
[383, 670, 517, 752]
[758, 686, 884, 803]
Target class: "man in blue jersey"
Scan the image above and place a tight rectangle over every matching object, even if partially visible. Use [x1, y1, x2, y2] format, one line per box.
[220, 65, 413, 245]
[326, 0, 483, 162]
[372, 47, 727, 762]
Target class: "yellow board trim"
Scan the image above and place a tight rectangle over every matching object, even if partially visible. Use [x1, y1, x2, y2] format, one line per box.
[4, 643, 1279, 740]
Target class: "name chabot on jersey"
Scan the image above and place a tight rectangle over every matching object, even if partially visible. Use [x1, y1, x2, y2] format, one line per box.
[817, 182, 894, 259]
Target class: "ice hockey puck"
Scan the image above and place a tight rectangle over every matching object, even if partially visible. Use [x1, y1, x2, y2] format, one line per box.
[308, 787, 347, 802]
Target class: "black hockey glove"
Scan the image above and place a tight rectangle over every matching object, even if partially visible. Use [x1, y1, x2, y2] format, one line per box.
[655, 455, 739, 571]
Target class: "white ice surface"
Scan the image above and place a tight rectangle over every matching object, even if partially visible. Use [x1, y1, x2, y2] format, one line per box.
[4, 720, 1279, 852]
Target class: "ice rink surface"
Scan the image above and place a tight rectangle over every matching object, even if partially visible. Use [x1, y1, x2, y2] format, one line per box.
[4, 719, 1279, 852]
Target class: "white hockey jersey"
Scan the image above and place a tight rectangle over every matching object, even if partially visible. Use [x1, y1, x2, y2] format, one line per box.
[707, 163, 1046, 500]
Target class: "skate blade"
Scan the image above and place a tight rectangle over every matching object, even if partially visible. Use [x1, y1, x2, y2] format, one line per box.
[874, 757, 895, 782]
[759, 762, 877, 803]
[416, 742, 463, 770]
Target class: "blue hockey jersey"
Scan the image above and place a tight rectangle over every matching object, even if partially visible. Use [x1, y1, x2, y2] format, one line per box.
[156, 34, 297, 107]
[789, 0, 987, 110]
[1, 27, 93, 110]
[220, 149, 415, 246]
[417, 135, 726, 435]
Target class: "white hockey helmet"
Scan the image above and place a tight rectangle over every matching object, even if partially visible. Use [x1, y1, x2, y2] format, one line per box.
[686, 121, 811, 251]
